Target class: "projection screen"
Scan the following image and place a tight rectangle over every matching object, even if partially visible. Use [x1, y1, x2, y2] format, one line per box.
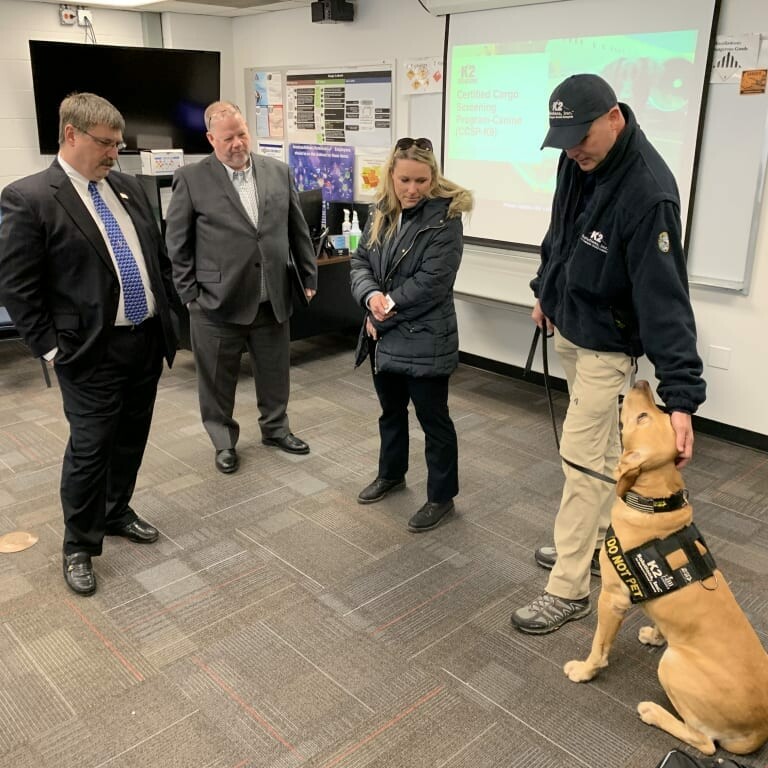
[443, 0, 720, 248]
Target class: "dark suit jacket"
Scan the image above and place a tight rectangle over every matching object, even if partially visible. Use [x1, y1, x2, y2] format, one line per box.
[165, 152, 317, 325]
[0, 159, 179, 380]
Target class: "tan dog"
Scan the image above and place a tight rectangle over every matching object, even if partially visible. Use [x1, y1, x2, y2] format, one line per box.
[563, 380, 768, 755]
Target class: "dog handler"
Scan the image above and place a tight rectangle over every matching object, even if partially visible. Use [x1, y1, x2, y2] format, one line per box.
[511, 74, 706, 634]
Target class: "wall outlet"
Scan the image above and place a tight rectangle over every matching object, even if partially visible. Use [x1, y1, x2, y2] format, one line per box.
[59, 5, 76, 24]
[77, 8, 93, 26]
[708, 345, 731, 370]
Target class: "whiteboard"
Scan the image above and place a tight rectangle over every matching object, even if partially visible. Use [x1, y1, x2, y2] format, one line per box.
[412, 1, 768, 296]
[686, 75, 768, 293]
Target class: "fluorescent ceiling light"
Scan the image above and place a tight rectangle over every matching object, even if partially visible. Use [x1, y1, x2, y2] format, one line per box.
[75, 1, 158, 7]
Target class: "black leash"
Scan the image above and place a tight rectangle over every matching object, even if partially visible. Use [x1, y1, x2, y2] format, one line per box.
[525, 325, 617, 485]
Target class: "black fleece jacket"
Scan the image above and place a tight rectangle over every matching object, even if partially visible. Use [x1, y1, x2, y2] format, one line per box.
[531, 104, 706, 414]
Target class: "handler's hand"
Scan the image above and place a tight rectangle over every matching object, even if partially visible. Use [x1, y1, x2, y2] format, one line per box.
[532, 300, 553, 333]
[670, 411, 694, 468]
[365, 317, 378, 341]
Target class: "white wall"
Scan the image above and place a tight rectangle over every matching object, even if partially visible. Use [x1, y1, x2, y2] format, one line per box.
[0, 3, 234, 184]
[230, 0, 445, 141]
[0, 0, 145, 190]
[229, 0, 768, 437]
[2, 0, 766, 437]
[161, 13, 235, 103]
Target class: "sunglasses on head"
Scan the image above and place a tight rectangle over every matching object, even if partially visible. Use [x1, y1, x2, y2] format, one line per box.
[395, 137, 433, 152]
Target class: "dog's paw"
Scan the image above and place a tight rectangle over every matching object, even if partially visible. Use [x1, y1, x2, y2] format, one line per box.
[563, 660, 596, 682]
[637, 701, 661, 725]
[638, 625, 665, 646]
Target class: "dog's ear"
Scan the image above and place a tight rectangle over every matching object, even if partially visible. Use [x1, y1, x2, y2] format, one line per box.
[616, 449, 643, 496]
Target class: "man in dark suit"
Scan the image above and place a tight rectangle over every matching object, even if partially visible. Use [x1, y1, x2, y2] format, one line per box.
[0, 93, 180, 596]
[165, 101, 317, 474]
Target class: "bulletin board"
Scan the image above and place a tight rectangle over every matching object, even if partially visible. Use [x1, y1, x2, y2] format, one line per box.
[243, 61, 394, 200]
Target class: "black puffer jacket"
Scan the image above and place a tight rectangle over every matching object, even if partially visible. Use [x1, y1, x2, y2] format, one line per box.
[531, 104, 705, 414]
[350, 196, 462, 377]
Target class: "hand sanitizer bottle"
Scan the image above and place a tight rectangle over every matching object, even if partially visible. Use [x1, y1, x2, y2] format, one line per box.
[342, 208, 351, 250]
[349, 211, 361, 252]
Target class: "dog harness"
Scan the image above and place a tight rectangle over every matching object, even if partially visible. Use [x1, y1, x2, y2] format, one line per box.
[605, 494, 717, 604]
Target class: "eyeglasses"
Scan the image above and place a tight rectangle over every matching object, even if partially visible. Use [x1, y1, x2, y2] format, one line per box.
[395, 137, 433, 152]
[80, 130, 126, 152]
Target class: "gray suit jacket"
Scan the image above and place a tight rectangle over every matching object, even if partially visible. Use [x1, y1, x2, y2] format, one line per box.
[165, 152, 317, 325]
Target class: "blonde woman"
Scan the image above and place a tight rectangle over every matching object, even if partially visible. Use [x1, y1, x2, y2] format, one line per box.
[350, 137, 473, 532]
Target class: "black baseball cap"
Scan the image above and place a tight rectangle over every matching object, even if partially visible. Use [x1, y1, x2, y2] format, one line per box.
[541, 74, 618, 150]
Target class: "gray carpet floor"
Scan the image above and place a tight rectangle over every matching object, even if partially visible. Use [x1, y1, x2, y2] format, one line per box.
[0, 333, 766, 768]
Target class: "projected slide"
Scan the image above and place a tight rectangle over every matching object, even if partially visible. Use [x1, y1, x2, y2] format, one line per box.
[445, 30, 701, 246]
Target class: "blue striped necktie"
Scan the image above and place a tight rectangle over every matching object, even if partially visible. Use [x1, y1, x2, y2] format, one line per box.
[88, 181, 148, 325]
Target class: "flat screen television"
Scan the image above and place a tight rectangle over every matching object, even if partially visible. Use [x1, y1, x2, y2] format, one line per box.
[29, 41, 220, 155]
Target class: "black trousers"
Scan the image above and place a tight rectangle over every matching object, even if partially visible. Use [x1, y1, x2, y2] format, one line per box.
[55, 320, 163, 556]
[371, 365, 458, 503]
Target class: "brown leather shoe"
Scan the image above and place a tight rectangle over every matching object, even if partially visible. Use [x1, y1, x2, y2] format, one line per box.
[63, 552, 96, 595]
[106, 517, 159, 543]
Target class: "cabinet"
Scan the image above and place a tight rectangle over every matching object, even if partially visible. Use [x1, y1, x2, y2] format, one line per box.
[290, 255, 363, 341]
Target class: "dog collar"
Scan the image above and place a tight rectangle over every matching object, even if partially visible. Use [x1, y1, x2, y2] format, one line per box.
[622, 488, 689, 514]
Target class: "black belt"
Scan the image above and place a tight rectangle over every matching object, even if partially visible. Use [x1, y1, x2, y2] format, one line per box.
[112, 316, 158, 333]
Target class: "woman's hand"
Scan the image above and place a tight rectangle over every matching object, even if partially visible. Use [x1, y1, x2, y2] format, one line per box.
[369, 292, 396, 322]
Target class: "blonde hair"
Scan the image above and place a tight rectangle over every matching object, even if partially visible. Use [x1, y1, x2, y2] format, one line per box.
[367, 141, 473, 247]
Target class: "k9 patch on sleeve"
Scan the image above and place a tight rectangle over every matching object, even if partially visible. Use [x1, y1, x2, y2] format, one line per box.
[657, 231, 670, 253]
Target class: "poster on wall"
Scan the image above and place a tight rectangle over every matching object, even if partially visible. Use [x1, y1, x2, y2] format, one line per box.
[354, 148, 389, 199]
[289, 143, 355, 202]
[404, 57, 444, 94]
[248, 69, 285, 138]
[285, 66, 393, 147]
[257, 140, 286, 162]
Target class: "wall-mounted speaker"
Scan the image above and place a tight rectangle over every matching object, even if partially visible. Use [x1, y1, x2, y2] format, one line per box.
[311, 0, 354, 23]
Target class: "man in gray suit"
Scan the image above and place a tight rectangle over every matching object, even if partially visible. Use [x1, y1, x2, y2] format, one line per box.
[166, 101, 317, 473]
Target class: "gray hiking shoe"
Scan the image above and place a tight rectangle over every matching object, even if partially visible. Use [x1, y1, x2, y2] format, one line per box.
[534, 546, 601, 577]
[510, 592, 591, 634]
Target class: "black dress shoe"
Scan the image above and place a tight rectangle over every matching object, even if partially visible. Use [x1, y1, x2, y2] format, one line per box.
[261, 433, 310, 455]
[106, 517, 159, 544]
[408, 500, 454, 533]
[63, 552, 96, 595]
[357, 476, 406, 504]
[215, 448, 239, 473]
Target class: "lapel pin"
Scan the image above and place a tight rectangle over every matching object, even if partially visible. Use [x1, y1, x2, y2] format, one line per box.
[119, 192, 129, 200]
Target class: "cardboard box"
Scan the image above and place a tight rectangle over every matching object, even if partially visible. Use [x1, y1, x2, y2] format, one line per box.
[140, 149, 184, 175]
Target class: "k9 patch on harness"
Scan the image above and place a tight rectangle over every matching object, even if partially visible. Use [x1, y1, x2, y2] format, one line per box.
[604, 523, 717, 604]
